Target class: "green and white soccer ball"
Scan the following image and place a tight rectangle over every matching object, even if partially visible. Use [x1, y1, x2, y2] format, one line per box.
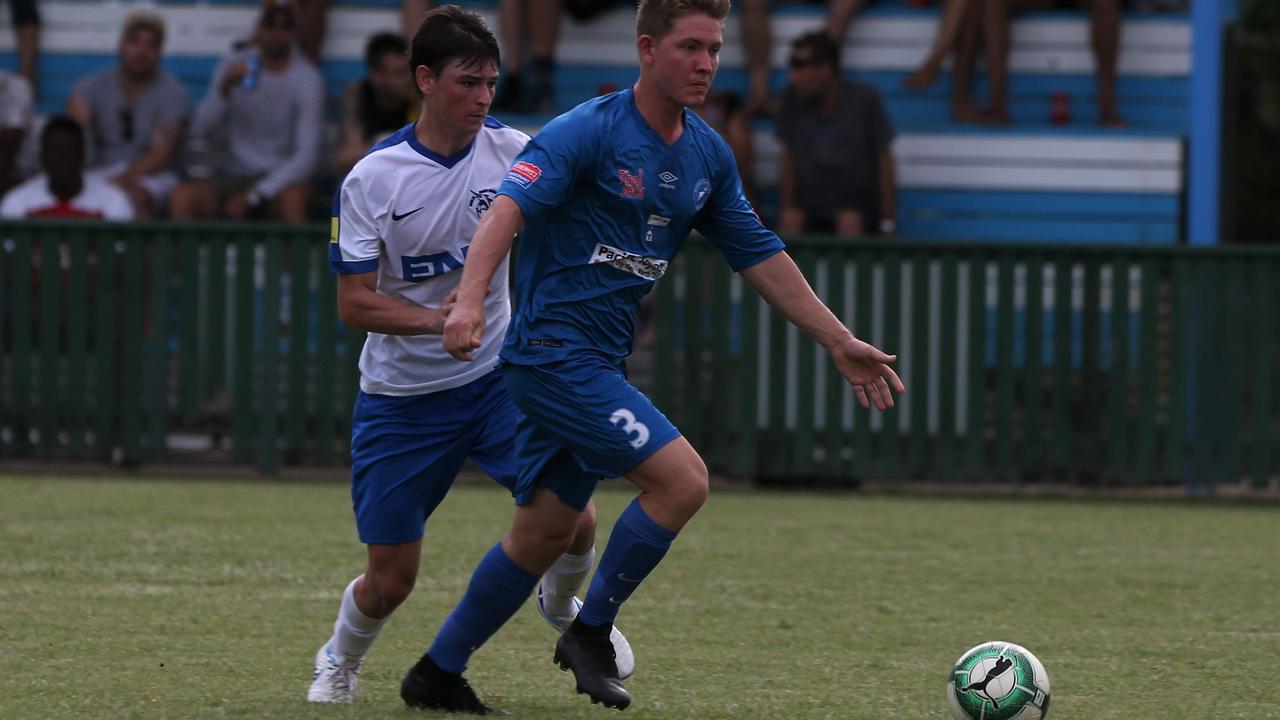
[946, 642, 1051, 720]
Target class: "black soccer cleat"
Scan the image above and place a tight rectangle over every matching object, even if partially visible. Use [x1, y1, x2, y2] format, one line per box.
[401, 653, 505, 715]
[553, 618, 632, 710]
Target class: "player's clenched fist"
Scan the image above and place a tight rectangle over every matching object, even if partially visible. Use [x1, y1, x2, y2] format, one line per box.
[443, 299, 486, 361]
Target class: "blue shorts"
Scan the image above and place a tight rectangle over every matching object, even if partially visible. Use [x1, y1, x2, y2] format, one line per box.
[349, 370, 517, 545]
[502, 356, 681, 512]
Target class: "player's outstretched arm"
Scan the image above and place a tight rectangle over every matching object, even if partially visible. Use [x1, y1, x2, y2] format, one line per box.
[739, 251, 905, 410]
[337, 271, 447, 335]
[443, 194, 524, 361]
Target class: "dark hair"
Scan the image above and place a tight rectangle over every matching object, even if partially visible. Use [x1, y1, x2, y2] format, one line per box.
[636, 0, 731, 40]
[365, 32, 408, 70]
[790, 30, 840, 72]
[259, 4, 296, 30]
[410, 5, 500, 78]
[42, 115, 85, 146]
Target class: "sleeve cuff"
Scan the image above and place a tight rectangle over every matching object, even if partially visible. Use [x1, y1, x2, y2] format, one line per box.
[329, 257, 379, 274]
[729, 244, 785, 274]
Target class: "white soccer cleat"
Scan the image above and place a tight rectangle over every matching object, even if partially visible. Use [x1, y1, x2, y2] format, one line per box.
[536, 582, 636, 679]
[307, 642, 361, 704]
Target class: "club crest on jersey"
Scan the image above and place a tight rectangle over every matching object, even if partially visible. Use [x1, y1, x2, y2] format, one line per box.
[469, 188, 498, 217]
[506, 161, 542, 188]
[618, 168, 645, 200]
[693, 178, 712, 210]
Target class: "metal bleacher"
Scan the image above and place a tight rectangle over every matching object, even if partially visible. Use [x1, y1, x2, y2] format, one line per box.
[0, 0, 1191, 244]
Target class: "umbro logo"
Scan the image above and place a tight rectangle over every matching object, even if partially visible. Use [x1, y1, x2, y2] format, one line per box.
[658, 171, 678, 190]
[391, 207, 424, 221]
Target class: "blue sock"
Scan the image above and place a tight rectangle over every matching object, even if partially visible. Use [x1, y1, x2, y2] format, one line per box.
[578, 499, 677, 628]
[427, 543, 538, 673]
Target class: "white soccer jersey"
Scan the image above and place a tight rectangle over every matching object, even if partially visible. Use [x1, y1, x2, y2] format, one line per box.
[329, 119, 529, 396]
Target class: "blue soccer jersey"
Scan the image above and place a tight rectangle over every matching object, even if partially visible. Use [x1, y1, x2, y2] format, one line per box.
[498, 89, 785, 364]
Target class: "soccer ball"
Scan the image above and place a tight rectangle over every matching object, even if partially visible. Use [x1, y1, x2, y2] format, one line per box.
[946, 642, 1051, 720]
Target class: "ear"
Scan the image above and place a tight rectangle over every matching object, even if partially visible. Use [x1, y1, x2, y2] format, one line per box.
[415, 64, 435, 96]
[636, 33, 656, 67]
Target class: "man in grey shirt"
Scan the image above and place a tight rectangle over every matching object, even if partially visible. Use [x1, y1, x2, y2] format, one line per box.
[67, 11, 189, 218]
[170, 4, 324, 223]
[776, 30, 897, 238]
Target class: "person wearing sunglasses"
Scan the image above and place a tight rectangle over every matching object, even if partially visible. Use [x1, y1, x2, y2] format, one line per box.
[66, 11, 189, 219]
[776, 31, 898, 239]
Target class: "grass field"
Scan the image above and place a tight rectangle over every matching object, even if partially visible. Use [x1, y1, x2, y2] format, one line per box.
[2, 474, 1278, 720]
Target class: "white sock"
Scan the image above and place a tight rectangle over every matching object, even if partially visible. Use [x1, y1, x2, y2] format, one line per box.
[329, 575, 387, 663]
[541, 548, 595, 617]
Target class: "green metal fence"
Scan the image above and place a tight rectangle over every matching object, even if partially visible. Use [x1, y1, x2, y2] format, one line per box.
[1, 221, 1277, 488]
[0, 220, 363, 473]
[652, 237, 1280, 491]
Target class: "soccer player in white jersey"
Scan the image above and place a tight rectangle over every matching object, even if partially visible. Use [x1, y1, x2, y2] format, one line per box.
[309, 6, 632, 708]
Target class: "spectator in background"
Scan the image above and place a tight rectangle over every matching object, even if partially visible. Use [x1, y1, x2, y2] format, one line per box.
[0, 69, 32, 194]
[491, 0, 561, 113]
[903, 0, 977, 90]
[402, 0, 430, 36]
[66, 12, 189, 219]
[3, 0, 39, 97]
[170, 4, 323, 223]
[954, 0, 1124, 125]
[695, 91, 759, 209]
[333, 32, 415, 176]
[0, 116, 133, 220]
[742, 0, 871, 115]
[262, 0, 328, 64]
[776, 31, 896, 238]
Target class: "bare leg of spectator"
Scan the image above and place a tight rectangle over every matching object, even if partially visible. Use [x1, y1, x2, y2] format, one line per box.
[1084, 0, 1126, 126]
[950, 0, 985, 122]
[295, 0, 328, 65]
[526, 0, 562, 113]
[17, 23, 39, 95]
[168, 181, 217, 220]
[905, 0, 975, 90]
[401, 0, 430, 35]
[825, 0, 867, 43]
[493, 0, 525, 112]
[778, 209, 805, 237]
[980, 0, 1015, 124]
[743, 0, 772, 115]
[277, 184, 312, 224]
[834, 209, 865, 239]
[118, 184, 154, 220]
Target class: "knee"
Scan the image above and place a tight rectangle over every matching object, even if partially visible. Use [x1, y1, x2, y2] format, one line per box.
[666, 456, 710, 517]
[568, 501, 598, 553]
[363, 567, 416, 615]
[277, 184, 311, 223]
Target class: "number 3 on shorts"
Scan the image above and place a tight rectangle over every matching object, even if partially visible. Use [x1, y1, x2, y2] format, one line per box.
[609, 408, 650, 449]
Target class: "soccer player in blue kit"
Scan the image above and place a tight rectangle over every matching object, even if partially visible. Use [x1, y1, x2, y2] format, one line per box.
[400, 0, 905, 712]
[310, 6, 632, 708]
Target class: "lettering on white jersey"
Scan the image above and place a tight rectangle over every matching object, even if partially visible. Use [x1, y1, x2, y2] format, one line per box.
[589, 243, 668, 281]
[401, 246, 469, 281]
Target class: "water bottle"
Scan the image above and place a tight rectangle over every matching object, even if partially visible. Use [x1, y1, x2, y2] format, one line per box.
[242, 54, 261, 91]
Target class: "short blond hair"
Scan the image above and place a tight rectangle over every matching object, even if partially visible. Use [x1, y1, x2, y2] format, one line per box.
[122, 10, 166, 47]
[635, 0, 730, 40]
